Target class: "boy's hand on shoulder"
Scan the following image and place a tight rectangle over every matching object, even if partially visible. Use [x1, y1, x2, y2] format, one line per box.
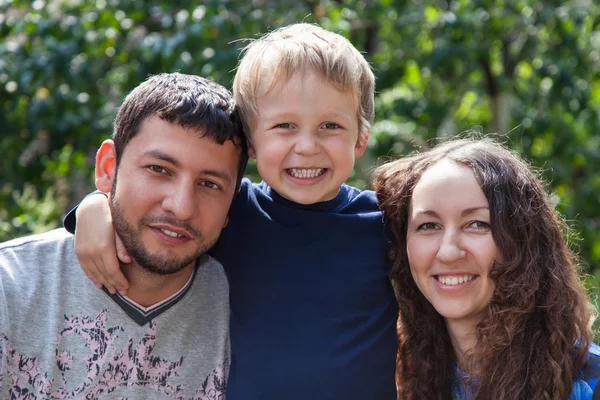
[74, 193, 130, 295]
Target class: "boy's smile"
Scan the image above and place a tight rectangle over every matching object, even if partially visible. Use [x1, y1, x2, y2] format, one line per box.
[249, 70, 369, 205]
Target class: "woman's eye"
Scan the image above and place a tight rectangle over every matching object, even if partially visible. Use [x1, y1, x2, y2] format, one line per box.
[417, 222, 438, 231]
[468, 220, 491, 230]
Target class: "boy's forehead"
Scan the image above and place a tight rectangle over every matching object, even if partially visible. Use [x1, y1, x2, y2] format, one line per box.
[256, 70, 357, 105]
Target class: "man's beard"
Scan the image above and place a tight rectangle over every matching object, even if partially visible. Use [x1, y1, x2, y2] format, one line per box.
[109, 194, 214, 276]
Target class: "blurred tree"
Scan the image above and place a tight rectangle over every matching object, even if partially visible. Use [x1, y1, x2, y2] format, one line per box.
[1, 0, 599, 279]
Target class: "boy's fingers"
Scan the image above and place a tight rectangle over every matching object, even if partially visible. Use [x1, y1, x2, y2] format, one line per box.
[93, 261, 117, 294]
[98, 259, 129, 295]
[115, 234, 131, 264]
[80, 257, 111, 292]
[93, 262, 117, 294]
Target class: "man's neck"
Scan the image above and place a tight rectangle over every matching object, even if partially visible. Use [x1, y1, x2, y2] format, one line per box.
[120, 261, 196, 307]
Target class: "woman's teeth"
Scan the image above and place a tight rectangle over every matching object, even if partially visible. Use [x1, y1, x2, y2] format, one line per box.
[437, 275, 475, 285]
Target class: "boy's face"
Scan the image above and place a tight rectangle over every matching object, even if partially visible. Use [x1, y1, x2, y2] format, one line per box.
[249, 71, 368, 204]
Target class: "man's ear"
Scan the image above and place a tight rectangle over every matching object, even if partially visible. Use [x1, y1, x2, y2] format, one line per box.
[95, 139, 117, 193]
[354, 127, 371, 158]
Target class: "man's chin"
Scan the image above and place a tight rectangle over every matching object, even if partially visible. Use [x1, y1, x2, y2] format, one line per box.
[130, 251, 199, 276]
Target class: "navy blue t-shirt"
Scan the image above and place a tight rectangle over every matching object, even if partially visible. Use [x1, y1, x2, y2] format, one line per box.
[64, 179, 398, 399]
[214, 179, 397, 400]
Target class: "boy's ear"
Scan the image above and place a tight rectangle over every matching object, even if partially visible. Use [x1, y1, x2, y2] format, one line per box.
[354, 128, 371, 158]
[247, 136, 256, 159]
[95, 139, 117, 193]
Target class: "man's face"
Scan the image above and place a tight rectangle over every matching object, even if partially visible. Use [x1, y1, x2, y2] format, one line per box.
[108, 116, 239, 275]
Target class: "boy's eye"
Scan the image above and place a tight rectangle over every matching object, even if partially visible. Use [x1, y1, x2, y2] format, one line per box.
[321, 122, 341, 129]
[417, 222, 439, 231]
[274, 123, 293, 129]
[148, 165, 168, 174]
[200, 181, 221, 190]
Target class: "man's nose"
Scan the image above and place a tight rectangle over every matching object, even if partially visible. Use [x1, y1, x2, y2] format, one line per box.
[162, 183, 196, 221]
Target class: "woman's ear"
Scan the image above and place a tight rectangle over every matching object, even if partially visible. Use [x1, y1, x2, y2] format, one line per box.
[95, 140, 117, 193]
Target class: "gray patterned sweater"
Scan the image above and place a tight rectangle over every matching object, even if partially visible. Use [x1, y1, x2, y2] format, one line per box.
[0, 229, 230, 399]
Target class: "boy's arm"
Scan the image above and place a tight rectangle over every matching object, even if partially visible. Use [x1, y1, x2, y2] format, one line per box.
[64, 192, 130, 294]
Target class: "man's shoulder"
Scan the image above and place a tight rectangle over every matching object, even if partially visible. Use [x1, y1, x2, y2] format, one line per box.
[0, 229, 75, 278]
[0, 228, 73, 254]
[201, 255, 228, 282]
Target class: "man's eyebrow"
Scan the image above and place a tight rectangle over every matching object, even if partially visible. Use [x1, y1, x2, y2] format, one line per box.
[142, 150, 180, 167]
[142, 150, 233, 184]
[202, 169, 233, 185]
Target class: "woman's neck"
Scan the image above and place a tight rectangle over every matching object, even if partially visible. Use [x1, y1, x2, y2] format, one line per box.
[445, 318, 479, 371]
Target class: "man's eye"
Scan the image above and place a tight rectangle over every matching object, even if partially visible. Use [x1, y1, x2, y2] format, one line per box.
[200, 181, 221, 190]
[148, 165, 167, 174]
[417, 222, 438, 231]
[321, 122, 341, 129]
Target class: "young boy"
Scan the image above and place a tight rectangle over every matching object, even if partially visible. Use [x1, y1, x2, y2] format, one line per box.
[65, 24, 398, 399]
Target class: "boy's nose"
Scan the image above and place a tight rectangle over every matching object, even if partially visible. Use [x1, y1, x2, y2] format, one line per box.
[293, 132, 320, 155]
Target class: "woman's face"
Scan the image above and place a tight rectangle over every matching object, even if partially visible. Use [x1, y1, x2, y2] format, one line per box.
[406, 159, 499, 330]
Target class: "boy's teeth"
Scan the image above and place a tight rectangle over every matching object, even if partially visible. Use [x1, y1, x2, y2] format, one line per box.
[161, 228, 182, 238]
[288, 168, 325, 178]
[437, 275, 475, 286]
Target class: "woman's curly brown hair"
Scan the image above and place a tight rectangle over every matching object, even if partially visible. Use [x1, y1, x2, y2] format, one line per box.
[372, 138, 595, 400]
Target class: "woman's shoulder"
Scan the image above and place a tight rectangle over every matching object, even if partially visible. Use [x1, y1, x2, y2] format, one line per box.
[580, 343, 600, 382]
[571, 343, 600, 400]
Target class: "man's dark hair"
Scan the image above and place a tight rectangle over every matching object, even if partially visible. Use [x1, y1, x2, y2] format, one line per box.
[113, 73, 248, 191]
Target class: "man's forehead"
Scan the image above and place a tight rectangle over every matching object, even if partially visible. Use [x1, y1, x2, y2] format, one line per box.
[126, 123, 238, 171]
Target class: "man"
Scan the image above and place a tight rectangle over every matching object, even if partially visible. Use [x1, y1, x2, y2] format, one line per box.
[0, 73, 248, 399]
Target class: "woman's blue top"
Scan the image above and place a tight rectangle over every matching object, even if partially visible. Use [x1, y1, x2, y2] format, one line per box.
[452, 343, 600, 399]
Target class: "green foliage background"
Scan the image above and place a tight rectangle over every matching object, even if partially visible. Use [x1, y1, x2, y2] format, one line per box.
[1, 0, 599, 287]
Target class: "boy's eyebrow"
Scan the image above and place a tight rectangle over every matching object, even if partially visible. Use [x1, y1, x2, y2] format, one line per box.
[141, 150, 233, 184]
[323, 110, 355, 120]
[261, 109, 354, 120]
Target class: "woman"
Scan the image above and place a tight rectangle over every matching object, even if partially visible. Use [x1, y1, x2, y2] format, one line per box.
[372, 138, 600, 399]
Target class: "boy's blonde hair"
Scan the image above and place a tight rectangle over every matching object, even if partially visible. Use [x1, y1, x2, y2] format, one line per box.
[233, 23, 375, 142]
